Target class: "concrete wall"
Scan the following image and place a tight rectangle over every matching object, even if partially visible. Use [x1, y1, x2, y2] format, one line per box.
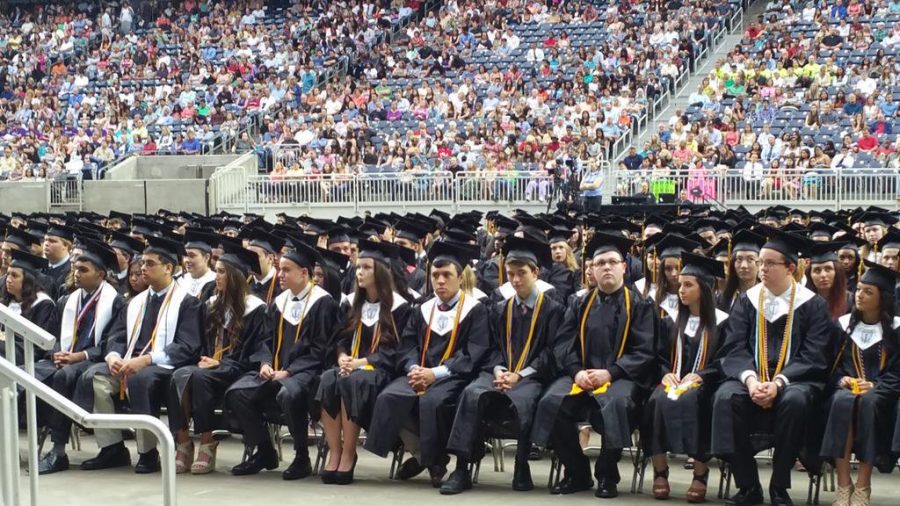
[145, 179, 208, 214]
[81, 179, 209, 215]
[0, 182, 48, 213]
[83, 180, 146, 214]
[105, 154, 243, 181]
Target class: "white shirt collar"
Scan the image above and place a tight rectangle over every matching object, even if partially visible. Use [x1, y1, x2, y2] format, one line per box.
[254, 269, 275, 284]
[149, 281, 174, 298]
[48, 254, 71, 269]
[289, 283, 312, 301]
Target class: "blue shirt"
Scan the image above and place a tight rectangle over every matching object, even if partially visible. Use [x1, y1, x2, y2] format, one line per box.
[582, 171, 604, 197]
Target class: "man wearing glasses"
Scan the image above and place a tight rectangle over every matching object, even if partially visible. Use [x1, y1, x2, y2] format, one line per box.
[531, 232, 656, 499]
[712, 230, 832, 506]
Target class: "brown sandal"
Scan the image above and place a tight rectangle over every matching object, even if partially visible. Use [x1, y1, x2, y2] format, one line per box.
[652, 467, 670, 500]
[686, 469, 709, 504]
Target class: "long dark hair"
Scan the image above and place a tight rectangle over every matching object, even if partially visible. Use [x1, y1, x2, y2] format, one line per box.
[654, 256, 679, 304]
[0, 268, 39, 313]
[847, 285, 898, 354]
[805, 260, 848, 320]
[641, 248, 657, 298]
[720, 254, 757, 310]
[345, 260, 401, 346]
[389, 258, 417, 303]
[126, 255, 145, 300]
[206, 262, 247, 354]
[674, 274, 720, 360]
[317, 263, 343, 301]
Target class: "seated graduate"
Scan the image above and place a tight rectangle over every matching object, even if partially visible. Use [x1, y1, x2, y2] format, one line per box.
[168, 241, 269, 474]
[42, 223, 75, 299]
[82, 235, 204, 474]
[226, 241, 341, 480]
[364, 241, 490, 488]
[108, 231, 146, 295]
[440, 237, 564, 495]
[648, 234, 702, 321]
[245, 229, 285, 305]
[805, 241, 853, 321]
[531, 232, 656, 499]
[316, 240, 412, 485]
[36, 240, 124, 475]
[175, 229, 218, 302]
[477, 215, 517, 296]
[643, 252, 729, 502]
[393, 218, 430, 294]
[545, 227, 581, 302]
[716, 230, 765, 312]
[712, 230, 832, 506]
[821, 261, 900, 506]
[0, 249, 58, 365]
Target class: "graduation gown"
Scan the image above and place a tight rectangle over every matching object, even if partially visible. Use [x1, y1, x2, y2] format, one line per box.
[364, 292, 490, 467]
[225, 285, 342, 452]
[820, 315, 900, 472]
[317, 293, 411, 430]
[711, 282, 831, 489]
[248, 270, 279, 305]
[541, 263, 579, 303]
[168, 295, 270, 434]
[643, 310, 729, 459]
[0, 293, 58, 366]
[45, 258, 71, 300]
[476, 256, 502, 295]
[340, 264, 356, 295]
[404, 264, 427, 294]
[175, 270, 217, 302]
[490, 279, 558, 307]
[531, 285, 656, 450]
[446, 292, 564, 460]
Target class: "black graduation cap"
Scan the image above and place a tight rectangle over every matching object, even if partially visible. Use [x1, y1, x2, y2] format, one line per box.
[430, 208, 452, 226]
[660, 223, 694, 237]
[804, 241, 846, 265]
[362, 218, 388, 236]
[761, 229, 810, 265]
[731, 229, 767, 253]
[108, 230, 145, 256]
[297, 216, 330, 236]
[859, 260, 899, 294]
[336, 216, 363, 228]
[4, 227, 41, 250]
[427, 240, 478, 270]
[46, 223, 75, 242]
[788, 208, 807, 220]
[680, 251, 725, 286]
[394, 219, 429, 243]
[131, 218, 158, 237]
[861, 212, 898, 228]
[443, 228, 477, 245]
[875, 229, 900, 251]
[219, 241, 262, 277]
[502, 236, 552, 269]
[358, 239, 399, 266]
[108, 210, 132, 226]
[693, 218, 726, 235]
[586, 232, 634, 259]
[808, 222, 838, 241]
[326, 226, 353, 246]
[781, 222, 807, 234]
[655, 234, 701, 259]
[282, 241, 320, 271]
[144, 234, 185, 265]
[26, 220, 48, 238]
[548, 227, 573, 244]
[9, 249, 48, 275]
[183, 229, 217, 254]
[221, 219, 243, 233]
[317, 247, 349, 273]
[78, 239, 119, 273]
[494, 215, 519, 236]
[246, 228, 285, 254]
[642, 214, 669, 232]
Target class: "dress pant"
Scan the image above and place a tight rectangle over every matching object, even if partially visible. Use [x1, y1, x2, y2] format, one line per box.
[92, 365, 173, 454]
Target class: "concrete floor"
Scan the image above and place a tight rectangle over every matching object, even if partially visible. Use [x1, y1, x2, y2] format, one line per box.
[13, 432, 900, 506]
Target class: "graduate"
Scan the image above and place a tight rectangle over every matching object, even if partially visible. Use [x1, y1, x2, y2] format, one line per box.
[176, 230, 218, 301]
[82, 235, 204, 474]
[168, 242, 270, 474]
[0, 249, 59, 365]
[712, 230, 832, 506]
[821, 262, 900, 506]
[393, 219, 429, 294]
[441, 237, 564, 495]
[717, 230, 765, 312]
[317, 240, 412, 485]
[476, 215, 517, 296]
[43, 223, 76, 299]
[35, 240, 125, 474]
[109, 231, 146, 295]
[246, 229, 284, 305]
[644, 252, 729, 503]
[531, 232, 656, 499]
[804, 241, 852, 321]
[226, 241, 341, 480]
[544, 227, 581, 302]
[364, 241, 490, 488]
[647, 235, 701, 321]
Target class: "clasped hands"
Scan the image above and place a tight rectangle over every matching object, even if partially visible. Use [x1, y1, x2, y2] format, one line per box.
[337, 354, 367, 377]
[745, 377, 780, 409]
[839, 376, 874, 395]
[106, 354, 152, 377]
[493, 369, 521, 392]
[574, 369, 613, 391]
[407, 366, 436, 393]
[661, 372, 703, 389]
[258, 363, 290, 381]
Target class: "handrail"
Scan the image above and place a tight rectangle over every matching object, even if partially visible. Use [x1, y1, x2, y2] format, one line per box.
[0, 359, 176, 506]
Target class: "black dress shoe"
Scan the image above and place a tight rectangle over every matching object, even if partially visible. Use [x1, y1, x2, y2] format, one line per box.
[550, 475, 593, 495]
[528, 446, 544, 461]
[38, 452, 69, 475]
[320, 469, 337, 484]
[334, 455, 358, 485]
[725, 485, 765, 506]
[396, 457, 426, 480]
[769, 487, 794, 506]
[512, 460, 533, 491]
[439, 469, 473, 495]
[282, 455, 312, 480]
[134, 449, 160, 474]
[231, 446, 279, 476]
[595, 477, 618, 498]
[429, 462, 448, 488]
[81, 442, 131, 471]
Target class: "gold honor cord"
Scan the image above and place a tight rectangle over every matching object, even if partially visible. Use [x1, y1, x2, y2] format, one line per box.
[504, 292, 545, 373]
[756, 282, 796, 382]
[273, 282, 314, 371]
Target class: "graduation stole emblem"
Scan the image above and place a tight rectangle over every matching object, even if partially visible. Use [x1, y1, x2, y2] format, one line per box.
[755, 281, 796, 382]
[571, 287, 631, 395]
[504, 292, 544, 373]
[420, 292, 466, 368]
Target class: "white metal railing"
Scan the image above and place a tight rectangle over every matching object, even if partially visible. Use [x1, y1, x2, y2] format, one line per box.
[0, 304, 176, 506]
[612, 168, 900, 208]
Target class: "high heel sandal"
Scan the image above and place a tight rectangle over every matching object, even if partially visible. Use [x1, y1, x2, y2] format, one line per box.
[334, 454, 358, 485]
[175, 441, 194, 474]
[652, 467, 670, 500]
[686, 469, 710, 504]
[190, 441, 218, 475]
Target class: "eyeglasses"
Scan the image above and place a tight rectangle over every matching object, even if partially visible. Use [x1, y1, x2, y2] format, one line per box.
[755, 260, 787, 269]
[594, 259, 624, 268]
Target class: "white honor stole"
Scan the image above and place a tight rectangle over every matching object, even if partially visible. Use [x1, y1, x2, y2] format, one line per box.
[123, 283, 188, 368]
[59, 281, 118, 352]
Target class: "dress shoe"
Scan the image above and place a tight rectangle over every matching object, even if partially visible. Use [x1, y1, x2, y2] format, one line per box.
[595, 476, 618, 499]
[528, 446, 544, 461]
[282, 455, 312, 480]
[134, 449, 161, 474]
[334, 455, 358, 485]
[724, 485, 764, 506]
[396, 457, 426, 480]
[439, 469, 473, 495]
[231, 446, 278, 476]
[512, 460, 533, 491]
[429, 461, 448, 488]
[550, 474, 593, 495]
[320, 469, 337, 484]
[38, 452, 69, 475]
[81, 442, 131, 471]
[769, 487, 794, 506]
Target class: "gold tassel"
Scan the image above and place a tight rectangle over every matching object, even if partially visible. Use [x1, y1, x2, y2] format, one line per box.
[726, 237, 733, 282]
[498, 251, 505, 286]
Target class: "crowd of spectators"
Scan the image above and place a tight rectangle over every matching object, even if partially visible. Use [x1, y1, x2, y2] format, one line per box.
[617, 0, 900, 203]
